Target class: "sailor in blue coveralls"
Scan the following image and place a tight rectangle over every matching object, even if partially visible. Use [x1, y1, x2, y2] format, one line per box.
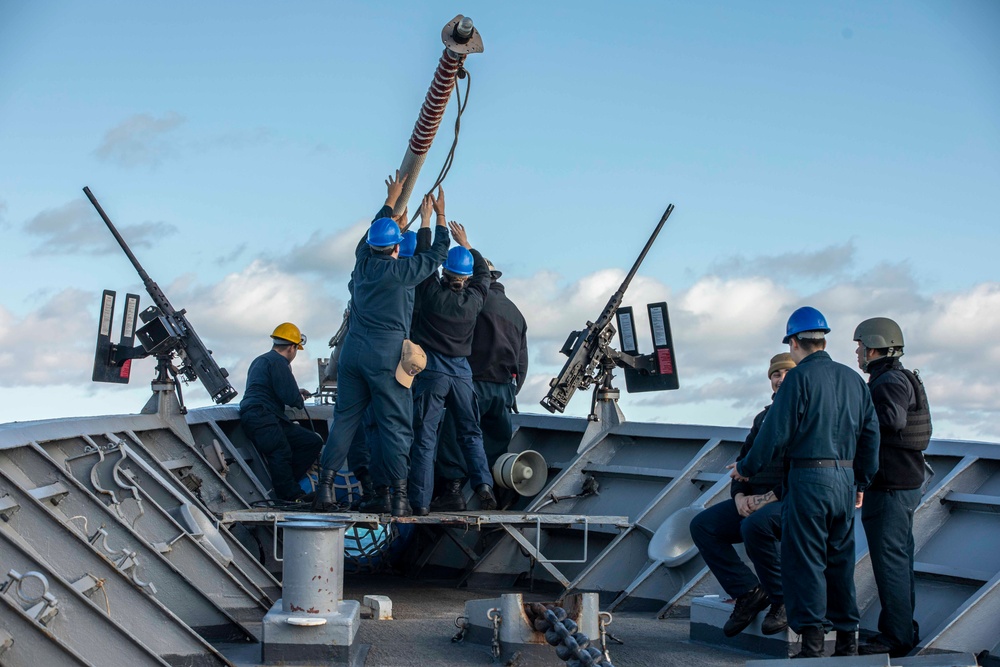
[407, 217, 497, 515]
[312, 174, 449, 516]
[733, 306, 880, 658]
[239, 323, 322, 502]
[346, 229, 423, 509]
[690, 352, 795, 638]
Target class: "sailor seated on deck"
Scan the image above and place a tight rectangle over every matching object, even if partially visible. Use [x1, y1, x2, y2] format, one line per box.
[239, 323, 323, 502]
[689, 353, 794, 638]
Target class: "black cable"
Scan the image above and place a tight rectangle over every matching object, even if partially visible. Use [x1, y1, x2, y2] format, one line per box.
[419, 66, 472, 208]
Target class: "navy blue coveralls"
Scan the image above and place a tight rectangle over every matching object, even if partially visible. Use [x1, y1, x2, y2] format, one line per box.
[336, 227, 435, 487]
[436, 280, 529, 480]
[318, 207, 449, 484]
[239, 350, 323, 500]
[690, 403, 784, 606]
[862, 356, 925, 656]
[407, 248, 492, 510]
[737, 350, 879, 634]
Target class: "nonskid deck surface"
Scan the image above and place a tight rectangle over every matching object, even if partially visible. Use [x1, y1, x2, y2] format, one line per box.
[220, 575, 748, 667]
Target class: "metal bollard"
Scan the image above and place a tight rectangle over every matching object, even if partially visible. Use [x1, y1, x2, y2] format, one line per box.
[278, 517, 345, 616]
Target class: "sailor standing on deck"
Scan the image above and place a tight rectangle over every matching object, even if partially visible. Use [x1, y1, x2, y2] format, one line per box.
[854, 317, 931, 658]
[239, 323, 323, 502]
[408, 208, 497, 516]
[312, 173, 449, 515]
[732, 306, 880, 658]
[347, 229, 424, 510]
[430, 258, 529, 511]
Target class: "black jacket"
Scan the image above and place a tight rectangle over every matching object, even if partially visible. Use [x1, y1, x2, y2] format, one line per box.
[732, 403, 785, 499]
[469, 282, 528, 392]
[867, 357, 926, 490]
[410, 248, 490, 358]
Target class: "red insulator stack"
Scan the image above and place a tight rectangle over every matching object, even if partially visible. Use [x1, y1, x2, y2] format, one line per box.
[408, 50, 463, 156]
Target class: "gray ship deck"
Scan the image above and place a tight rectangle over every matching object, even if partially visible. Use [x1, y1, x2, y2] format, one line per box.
[1, 393, 998, 666]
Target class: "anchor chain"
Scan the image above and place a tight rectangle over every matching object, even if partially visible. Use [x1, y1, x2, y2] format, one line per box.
[528, 603, 614, 667]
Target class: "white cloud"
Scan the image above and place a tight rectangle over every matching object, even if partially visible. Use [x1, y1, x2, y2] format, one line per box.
[24, 198, 177, 255]
[504, 254, 1000, 442]
[3, 242, 1000, 443]
[277, 220, 369, 275]
[94, 112, 186, 168]
[0, 288, 96, 387]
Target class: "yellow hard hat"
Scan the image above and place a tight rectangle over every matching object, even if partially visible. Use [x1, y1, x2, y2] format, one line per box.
[271, 322, 306, 350]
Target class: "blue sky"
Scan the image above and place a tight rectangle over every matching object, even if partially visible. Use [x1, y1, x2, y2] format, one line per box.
[1, 2, 998, 439]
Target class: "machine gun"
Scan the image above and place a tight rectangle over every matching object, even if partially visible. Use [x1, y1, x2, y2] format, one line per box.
[540, 204, 679, 418]
[85, 187, 238, 411]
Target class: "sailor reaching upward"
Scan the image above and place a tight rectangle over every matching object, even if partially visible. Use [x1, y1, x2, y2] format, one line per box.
[407, 203, 497, 515]
[312, 173, 448, 515]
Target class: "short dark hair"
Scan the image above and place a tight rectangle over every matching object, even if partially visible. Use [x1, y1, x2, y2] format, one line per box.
[796, 336, 826, 353]
[370, 245, 397, 256]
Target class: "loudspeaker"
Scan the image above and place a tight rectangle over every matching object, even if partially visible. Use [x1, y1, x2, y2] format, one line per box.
[492, 450, 548, 497]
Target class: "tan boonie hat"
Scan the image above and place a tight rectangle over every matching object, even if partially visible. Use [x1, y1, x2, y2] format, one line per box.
[396, 339, 427, 388]
[767, 352, 795, 378]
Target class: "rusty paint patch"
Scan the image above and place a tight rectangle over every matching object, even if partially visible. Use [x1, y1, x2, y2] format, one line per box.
[307, 607, 319, 614]
[290, 604, 304, 612]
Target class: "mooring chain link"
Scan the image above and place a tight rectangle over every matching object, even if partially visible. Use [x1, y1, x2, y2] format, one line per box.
[451, 615, 469, 643]
[487, 607, 502, 659]
[532, 605, 615, 667]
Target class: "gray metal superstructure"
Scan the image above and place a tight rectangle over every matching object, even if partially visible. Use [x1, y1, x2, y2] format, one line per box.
[1, 397, 997, 665]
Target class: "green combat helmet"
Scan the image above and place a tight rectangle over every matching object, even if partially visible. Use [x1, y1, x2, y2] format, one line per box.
[853, 317, 904, 358]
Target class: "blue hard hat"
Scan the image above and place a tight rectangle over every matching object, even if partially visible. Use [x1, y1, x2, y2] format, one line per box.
[443, 246, 474, 276]
[367, 218, 402, 247]
[783, 306, 831, 344]
[398, 231, 417, 258]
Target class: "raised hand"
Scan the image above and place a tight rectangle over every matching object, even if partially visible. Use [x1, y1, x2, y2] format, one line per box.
[419, 194, 434, 228]
[385, 170, 409, 208]
[449, 220, 470, 249]
[433, 186, 446, 217]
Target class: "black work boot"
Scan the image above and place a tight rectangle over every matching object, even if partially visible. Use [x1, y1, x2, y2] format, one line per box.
[475, 484, 497, 511]
[792, 626, 826, 659]
[311, 469, 339, 512]
[761, 603, 787, 635]
[390, 479, 411, 517]
[723, 586, 769, 637]
[430, 478, 467, 512]
[358, 485, 391, 513]
[833, 630, 857, 657]
[350, 467, 375, 511]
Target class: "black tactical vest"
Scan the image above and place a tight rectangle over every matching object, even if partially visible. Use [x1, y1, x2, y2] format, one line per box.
[882, 368, 933, 451]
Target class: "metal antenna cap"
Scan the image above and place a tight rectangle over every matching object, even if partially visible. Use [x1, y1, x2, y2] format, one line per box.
[442, 14, 484, 54]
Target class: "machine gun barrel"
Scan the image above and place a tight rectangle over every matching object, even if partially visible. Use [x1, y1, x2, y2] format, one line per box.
[83, 187, 238, 405]
[540, 204, 674, 414]
[84, 186, 180, 324]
